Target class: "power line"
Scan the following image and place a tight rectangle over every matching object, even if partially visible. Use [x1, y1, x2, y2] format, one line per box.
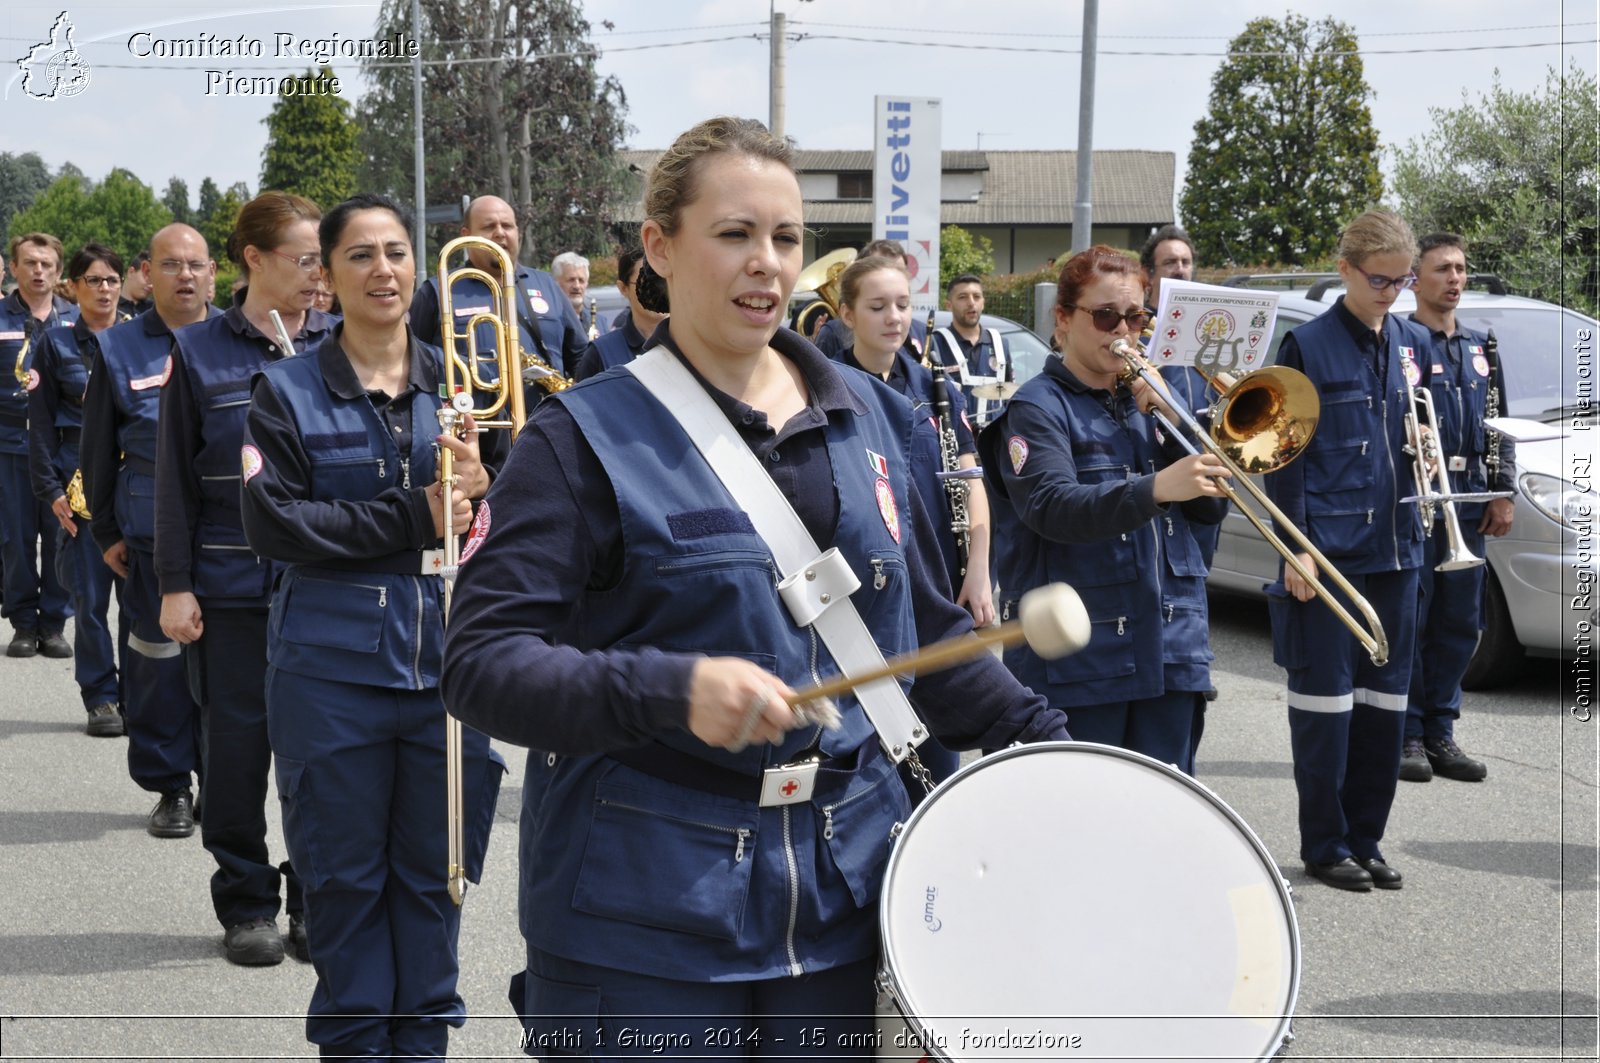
[788, 19, 1597, 40]
[788, 33, 1597, 57]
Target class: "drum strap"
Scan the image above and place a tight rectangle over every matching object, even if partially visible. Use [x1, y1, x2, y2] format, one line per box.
[627, 348, 928, 763]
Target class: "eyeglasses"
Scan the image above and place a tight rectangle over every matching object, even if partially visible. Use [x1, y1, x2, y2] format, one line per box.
[78, 276, 122, 289]
[270, 249, 322, 272]
[1351, 263, 1417, 292]
[156, 259, 211, 276]
[1065, 304, 1152, 333]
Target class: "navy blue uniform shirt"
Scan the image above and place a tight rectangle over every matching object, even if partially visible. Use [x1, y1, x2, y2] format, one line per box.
[442, 325, 1065, 755]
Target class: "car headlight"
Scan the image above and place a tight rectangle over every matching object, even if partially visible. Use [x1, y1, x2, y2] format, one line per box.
[1520, 472, 1594, 529]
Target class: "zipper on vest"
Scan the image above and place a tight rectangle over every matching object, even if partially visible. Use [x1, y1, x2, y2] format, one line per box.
[595, 798, 752, 864]
[821, 774, 884, 842]
[377, 458, 386, 480]
[401, 458, 411, 490]
[1117, 616, 1126, 636]
[412, 579, 424, 687]
[782, 806, 802, 976]
[378, 587, 387, 607]
[869, 558, 886, 590]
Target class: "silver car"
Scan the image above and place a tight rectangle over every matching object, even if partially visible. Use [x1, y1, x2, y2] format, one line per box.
[1202, 282, 1597, 688]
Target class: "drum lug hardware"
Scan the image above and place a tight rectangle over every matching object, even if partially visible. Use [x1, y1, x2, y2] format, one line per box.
[888, 821, 903, 840]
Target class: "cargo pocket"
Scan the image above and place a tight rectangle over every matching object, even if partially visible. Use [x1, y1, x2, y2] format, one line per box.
[510, 969, 601, 1057]
[1266, 584, 1307, 671]
[572, 769, 758, 941]
[274, 756, 327, 892]
[818, 754, 908, 910]
[465, 746, 508, 884]
[279, 575, 386, 653]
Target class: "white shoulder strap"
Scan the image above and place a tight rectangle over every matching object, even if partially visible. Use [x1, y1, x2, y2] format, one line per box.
[625, 348, 926, 761]
[934, 328, 965, 379]
[987, 328, 1008, 374]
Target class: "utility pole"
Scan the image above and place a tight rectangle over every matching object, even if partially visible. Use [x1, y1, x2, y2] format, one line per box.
[411, 0, 427, 284]
[1071, 0, 1098, 253]
[769, 9, 787, 138]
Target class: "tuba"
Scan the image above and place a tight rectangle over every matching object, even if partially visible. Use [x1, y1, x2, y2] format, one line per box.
[435, 235, 531, 905]
[1112, 337, 1392, 666]
[792, 247, 856, 339]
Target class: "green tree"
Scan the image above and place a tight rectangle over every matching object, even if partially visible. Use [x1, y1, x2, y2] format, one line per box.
[356, 0, 630, 262]
[196, 181, 250, 288]
[1179, 14, 1382, 266]
[8, 168, 171, 264]
[161, 177, 192, 225]
[939, 225, 995, 290]
[0, 152, 54, 230]
[1392, 61, 1597, 317]
[260, 67, 360, 208]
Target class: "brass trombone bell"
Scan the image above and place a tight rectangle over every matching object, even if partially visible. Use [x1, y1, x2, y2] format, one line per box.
[1209, 366, 1320, 475]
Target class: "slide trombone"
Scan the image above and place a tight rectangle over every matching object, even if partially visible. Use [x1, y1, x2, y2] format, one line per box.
[436, 235, 528, 905]
[1111, 338, 1392, 666]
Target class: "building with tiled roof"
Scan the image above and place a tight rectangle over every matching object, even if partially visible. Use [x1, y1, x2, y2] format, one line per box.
[614, 148, 1176, 273]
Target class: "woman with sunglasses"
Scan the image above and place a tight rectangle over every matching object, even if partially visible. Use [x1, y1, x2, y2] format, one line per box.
[982, 245, 1229, 774]
[1262, 209, 1430, 893]
[156, 191, 337, 965]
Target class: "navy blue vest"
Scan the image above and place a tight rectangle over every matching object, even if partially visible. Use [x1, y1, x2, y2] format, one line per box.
[589, 325, 638, 374]
[1412, 317, 1502, 513]
[100, 310, 213, 550]
[990, 374, 1212, 706]
[1267, 308, 1425, 573]
[37, 320, 96, 432]
[0, 292, 76, 454]
[256, 341, 448, 690]
[516, 364, 921, 978]
[171, 308, 334, 603]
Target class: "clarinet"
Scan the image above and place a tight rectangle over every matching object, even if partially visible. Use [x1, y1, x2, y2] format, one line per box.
[930, 355, 970, 578]
[1483, 328, 1503, 486]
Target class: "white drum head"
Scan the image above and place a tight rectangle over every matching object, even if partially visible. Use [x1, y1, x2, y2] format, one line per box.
[880, 742, 1299, 1062]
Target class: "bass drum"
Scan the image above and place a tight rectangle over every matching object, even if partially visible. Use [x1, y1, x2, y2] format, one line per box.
[878, 742, 1299, 1062]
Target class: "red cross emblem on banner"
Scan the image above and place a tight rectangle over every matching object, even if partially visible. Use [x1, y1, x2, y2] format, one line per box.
[780, 779, 800, 797]
[1165, 327, 1179, 340]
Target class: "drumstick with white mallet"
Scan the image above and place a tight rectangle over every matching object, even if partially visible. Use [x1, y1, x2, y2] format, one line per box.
[780, 583, 1091, 733]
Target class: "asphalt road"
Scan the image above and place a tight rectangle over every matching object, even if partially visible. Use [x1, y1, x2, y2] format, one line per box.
[0, 592, 1594, 1061]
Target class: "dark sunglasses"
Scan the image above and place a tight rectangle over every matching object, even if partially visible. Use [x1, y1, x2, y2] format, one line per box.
[1065, 304, 1152, 333]
[1351, 263, 1417, 292]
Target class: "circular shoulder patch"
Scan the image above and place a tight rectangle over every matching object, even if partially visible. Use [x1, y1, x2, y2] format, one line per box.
[1472, 353, 1491, 378]
[240, 444, 263, 483]
[459, 499, 492, 564]
[24, 368, 40, 392]
[1008, 435, 1030, 474]
[873, 477, 900, 544]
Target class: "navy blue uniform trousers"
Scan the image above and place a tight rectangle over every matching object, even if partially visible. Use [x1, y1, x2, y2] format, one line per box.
[1407, 522, 1485, 742]
[1061, 688, 1206, 776]
[0, 451, 69, 634]
[185, 605, 300, 926]
[1271, 568, 1419, 865]
[267, 668, 500, 1061]
[54, 510, 121, 708]
[123, 547, 200, 794]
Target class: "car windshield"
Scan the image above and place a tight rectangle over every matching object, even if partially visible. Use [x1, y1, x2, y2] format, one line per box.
[1453, 305, 1597, 422]
[1002, 325, 1053, 383]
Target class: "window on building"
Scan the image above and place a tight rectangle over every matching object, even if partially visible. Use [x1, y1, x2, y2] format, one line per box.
[837, 172, 872, 199]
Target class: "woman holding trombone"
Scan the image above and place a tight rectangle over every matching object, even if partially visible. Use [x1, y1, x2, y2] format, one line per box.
[981, 246, 1228, 776]
[241, 192, 504, 1059]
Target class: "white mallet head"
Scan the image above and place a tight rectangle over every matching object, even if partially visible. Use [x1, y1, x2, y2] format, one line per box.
[1019, 583, 1091, 659]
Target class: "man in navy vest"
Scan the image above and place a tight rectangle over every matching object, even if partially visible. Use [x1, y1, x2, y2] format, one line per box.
[1400, 233, 1513, 784]
[85, 223, 217, 836]
[1, 233, 76, 658]
[929, 273, 1011, 426]
[409, 195, 587, 393]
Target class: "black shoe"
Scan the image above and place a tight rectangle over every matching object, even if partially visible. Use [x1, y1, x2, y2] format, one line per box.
[1425, 738, 1488, 782]
[84, 703, 124, 737]
[38, 632, 72, 658]
[148, 789, 195, 838]
[1399, 737, 1433, 782]
[1304, 857, 1373, 891]
[7, 631, 37, 658]
[288, 914, 311, 962]
[1357, 857, 1403, 889]
[223, 918, 285, 966]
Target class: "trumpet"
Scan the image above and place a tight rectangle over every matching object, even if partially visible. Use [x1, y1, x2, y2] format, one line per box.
[1112, 337, 1392, 666]
[1401, 386, 1509, 572]
[436, 235, 529, 905]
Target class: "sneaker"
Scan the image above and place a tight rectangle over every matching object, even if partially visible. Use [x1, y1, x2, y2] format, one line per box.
[84, 703, 125, 738]
[7, 631, 38, 658]
[38, 632, 72, 659]
[288, 913, 311, 962]
[223, 917, 285, 966]
[1398, 738, 1432, 782]
[1425, 737, 1488, 782]
[148, 789, 195, 838]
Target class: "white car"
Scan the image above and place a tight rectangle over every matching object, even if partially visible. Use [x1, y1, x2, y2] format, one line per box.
[1203, 280, 1597, 687]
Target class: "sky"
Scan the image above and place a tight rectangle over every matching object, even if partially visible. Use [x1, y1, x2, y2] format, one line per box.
[1, 0, 1595, 216]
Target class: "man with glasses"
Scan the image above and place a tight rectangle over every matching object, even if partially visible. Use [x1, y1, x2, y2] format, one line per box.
[1264, 210, 1431, 893]
[410, 195, 587, 399]
[931, 273, 1012, 425]
[83, 224, 217, 832]
[1, 233, 76, 659]
[30, 244, 129, 734]
[1399, 232, 1512, 785]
